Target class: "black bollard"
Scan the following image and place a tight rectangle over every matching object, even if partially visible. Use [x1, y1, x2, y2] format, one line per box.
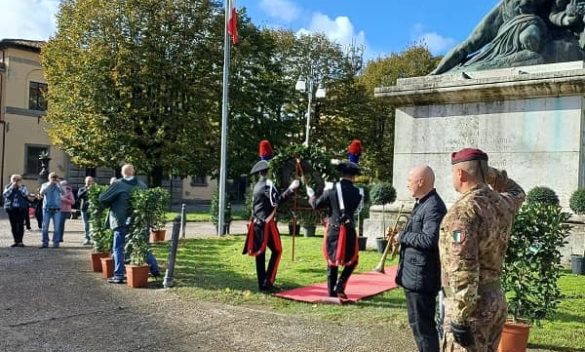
[163, 215, 181, 288]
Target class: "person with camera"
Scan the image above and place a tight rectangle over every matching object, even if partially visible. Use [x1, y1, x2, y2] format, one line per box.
[77, 176, 95, 245]
[40, 172, 64, 248]
[3, 174, 29, 247]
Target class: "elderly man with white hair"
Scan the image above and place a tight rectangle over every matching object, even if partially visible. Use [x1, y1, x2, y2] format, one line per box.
[99, 164, 159, 284]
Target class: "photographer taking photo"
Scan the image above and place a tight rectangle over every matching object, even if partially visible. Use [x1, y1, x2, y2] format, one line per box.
[3, 174, 29, 247]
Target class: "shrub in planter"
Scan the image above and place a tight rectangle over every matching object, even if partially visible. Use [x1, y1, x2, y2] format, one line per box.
[88, 185, 113, 271]
[569, 189, 585, 274]
[525, 186, 559, 206]
[148, 188, 170, 242]
[500, 201, 571, 350]
[569, 189, 585, 215]
[370, 182, 396, 237]
[211, 189, 232, 234]
[125, 188, 167, 288]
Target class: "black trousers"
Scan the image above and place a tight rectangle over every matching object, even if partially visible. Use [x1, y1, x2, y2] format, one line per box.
[24, 207, 31, 230]
[255, 232, 282, 289]
[7, 208, 26, 244]
[327, 264, 356, 296]
[404, 289, 440, 352]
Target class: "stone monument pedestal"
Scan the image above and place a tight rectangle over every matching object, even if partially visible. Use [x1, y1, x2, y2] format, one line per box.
[363, 61, 585, 260]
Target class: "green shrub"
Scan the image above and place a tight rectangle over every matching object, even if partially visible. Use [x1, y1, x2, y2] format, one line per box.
[569, 189, 585, 215]
[88, 185, 113, 253]
[503, 202, 571, 324]
[526, 186, 559, 206]
[370, 182, 396, 206]
[210, 188, 232, 226]
[126, 188, 169, 265]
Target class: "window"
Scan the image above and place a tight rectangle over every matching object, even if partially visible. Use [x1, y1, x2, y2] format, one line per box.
[25, 145, 49, 176]
[190, 175, 208, 187]
[29, 81, 48, 111]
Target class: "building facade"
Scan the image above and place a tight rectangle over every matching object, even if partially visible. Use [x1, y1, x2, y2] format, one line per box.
[0, 38, 217, 205]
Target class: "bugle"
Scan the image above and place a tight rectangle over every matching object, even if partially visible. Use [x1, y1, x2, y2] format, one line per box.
[374, 204, 409, 273]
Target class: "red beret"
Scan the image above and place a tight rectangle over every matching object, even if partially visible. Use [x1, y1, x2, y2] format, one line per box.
[451, 148, 488, 165]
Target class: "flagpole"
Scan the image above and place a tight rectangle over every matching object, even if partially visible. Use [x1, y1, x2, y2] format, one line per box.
[218, 0, 232, 236]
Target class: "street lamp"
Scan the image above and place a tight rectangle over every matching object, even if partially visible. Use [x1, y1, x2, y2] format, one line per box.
[295, 76, 326, 146]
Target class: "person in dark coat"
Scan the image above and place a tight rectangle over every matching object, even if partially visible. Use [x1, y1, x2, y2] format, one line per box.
[243, 140, 299, 291]
[394, 165, 447, 352]
[308, 140, 364, 299]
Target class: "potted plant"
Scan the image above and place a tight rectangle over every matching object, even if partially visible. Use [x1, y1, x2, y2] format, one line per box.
[299, 209, 322, 237]
[211, 188, 232, 235]
[370, 182, 397, 253]
[125, 188, 161, 288]
[149, 187, 170, 242]
[569, 188, 585, 275]
[500, 187, 571, 352]
[355, 181, 371, 251]
[88, 185, 113, 272]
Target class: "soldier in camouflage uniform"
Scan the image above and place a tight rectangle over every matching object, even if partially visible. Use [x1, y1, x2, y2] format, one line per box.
[440, 148, 525, 352]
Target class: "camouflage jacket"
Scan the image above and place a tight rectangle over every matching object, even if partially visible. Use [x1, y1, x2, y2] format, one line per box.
[439, 169, 525, 325]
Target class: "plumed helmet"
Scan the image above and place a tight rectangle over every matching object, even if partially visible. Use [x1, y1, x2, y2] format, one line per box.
[259, 140, 273, 161]
[338, 139, 362, 175]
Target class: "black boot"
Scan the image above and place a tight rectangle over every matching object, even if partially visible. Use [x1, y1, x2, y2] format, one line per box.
[334, 265, 356, 299]
[327, 267, 338, 297]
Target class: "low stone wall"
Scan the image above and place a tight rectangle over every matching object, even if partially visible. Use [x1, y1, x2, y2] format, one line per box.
[363, 204, 585, 267]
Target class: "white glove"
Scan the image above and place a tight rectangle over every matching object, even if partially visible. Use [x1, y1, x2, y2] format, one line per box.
[288, 179, 300, 191]
[306, 186, 315, 198]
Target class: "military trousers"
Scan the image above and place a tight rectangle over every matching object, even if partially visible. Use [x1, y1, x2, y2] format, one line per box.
[442, 289, 507, 352]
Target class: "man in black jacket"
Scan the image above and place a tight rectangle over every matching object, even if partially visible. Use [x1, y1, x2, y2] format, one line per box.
[395, 165, 447, 352]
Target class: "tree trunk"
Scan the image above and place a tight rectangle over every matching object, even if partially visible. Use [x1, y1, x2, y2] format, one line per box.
[150, 166, 164, 187]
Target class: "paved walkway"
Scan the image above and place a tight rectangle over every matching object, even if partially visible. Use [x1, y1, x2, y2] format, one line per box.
[0, 216, 552, 351]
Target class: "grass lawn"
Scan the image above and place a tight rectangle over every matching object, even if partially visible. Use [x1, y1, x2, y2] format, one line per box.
[165, 210, 248, 222]
[152, 235, 585, 351]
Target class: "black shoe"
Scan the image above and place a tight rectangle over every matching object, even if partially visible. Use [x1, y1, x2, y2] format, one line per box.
[10, 243, 18, 248]
[107, 277, 125, 284]
[334, 282, 347, 300]
[16, 243, 25, 247]
[39, 245, 48, 249]
[148, 272, 161, 278]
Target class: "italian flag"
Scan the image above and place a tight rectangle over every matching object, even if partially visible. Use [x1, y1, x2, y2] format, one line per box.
[227, 0, 238, 45]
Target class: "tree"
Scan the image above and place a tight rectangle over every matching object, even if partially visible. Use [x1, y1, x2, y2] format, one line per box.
[359, 45, 439, 181]
[42, 0, 223, 186]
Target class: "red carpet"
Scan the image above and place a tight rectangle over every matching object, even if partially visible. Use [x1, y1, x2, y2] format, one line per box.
[275, 266, 398, 304]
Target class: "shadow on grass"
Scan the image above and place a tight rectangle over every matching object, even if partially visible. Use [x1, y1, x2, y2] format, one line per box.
[528, 344, 585, 352]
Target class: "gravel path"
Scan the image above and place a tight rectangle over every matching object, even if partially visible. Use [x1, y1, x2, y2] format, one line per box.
[0, 215, 554, 351]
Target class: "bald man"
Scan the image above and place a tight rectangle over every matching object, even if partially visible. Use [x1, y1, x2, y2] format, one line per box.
[99, 164, 159, 283]
[395, 165, 447, 352]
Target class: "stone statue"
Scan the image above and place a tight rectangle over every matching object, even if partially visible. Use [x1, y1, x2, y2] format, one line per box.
[431, 0, 585, 75]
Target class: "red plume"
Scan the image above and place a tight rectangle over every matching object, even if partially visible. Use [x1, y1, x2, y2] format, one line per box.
[348, 140, 362, 155]
[259, 140, 273, 160]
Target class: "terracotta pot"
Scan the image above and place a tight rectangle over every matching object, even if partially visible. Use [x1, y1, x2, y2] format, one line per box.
[100, 257, 114, 279]
[498, 320, 531, 352]
[90, 252, 109, 272]
[126, 264, 150, 288]
[150, 229, 166, 243]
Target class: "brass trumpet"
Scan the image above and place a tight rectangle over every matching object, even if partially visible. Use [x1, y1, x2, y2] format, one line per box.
[374, 205, 409, 273]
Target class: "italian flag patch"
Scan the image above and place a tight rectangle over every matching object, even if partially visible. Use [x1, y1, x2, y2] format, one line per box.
[452, 229, 466, 244]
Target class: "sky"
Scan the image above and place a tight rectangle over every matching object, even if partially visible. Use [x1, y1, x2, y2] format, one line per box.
[0, 0, 500, 59]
